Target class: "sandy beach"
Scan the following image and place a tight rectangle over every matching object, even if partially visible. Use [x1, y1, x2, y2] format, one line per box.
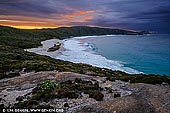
[26, 39, 66, 58]
[26, 37, 141, 74]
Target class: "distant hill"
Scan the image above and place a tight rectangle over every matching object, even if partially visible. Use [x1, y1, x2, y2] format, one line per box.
[0, 25, 146, 49]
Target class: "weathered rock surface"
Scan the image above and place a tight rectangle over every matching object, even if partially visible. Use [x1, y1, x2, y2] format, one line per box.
[0, 71, 169, 113]
[75, 83, 170, 113]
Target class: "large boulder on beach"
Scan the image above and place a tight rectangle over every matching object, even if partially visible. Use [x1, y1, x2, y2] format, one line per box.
[47, 43, 61, 52]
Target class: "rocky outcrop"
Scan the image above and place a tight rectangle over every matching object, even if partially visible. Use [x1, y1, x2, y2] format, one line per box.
[75, 83, 170, 113]
[47, 43, 61, 52]
[0, 71, 169, 113]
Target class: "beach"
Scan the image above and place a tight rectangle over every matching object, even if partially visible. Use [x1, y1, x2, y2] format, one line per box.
[27, 36, 141, 74]
[26, 39, 66, 58]
[26, 34, 170, 75]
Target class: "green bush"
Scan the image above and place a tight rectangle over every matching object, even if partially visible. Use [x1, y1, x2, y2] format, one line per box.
[75, 78, 83, 83]
[38, 81, 55, 91]
[92, 82, 100, 90]
[7, 72, 20, 78]
[57, 90, 78, 99]
[32, 89, 56, 102]
[15, 100, 38, 108]
[0, 73, 6, 79]
[89, 91, 104, 101]
[114, 93, 121, 98]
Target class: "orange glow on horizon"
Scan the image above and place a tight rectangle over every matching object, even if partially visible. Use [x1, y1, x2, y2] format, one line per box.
[0, 23, 59, 29]
[0, 24, 59, 29]
[0, 15, 59, 29]
[11, 26, 59, 29]
[0, 10, 95, 29]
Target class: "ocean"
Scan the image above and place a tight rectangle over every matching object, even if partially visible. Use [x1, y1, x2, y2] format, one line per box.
[56, 34, 170, 75]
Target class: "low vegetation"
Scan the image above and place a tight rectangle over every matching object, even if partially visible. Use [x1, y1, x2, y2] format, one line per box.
[0, 25, 169, 84]
[0, 45, 115, 79]
[89, 91, 104, 101]
[14, 79, 104, 108]
[0, 26, 142, 49]
[116, 73, 170, 84]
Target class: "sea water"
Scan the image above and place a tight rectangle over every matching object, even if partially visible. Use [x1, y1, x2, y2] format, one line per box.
[56, 34, 170, 75]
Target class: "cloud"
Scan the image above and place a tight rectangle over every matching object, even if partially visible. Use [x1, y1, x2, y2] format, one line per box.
[0, 0, 32, 4]
[0, 0, 169, 32]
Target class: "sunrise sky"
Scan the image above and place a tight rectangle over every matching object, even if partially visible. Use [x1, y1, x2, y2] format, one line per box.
[0, 0, 169, 33]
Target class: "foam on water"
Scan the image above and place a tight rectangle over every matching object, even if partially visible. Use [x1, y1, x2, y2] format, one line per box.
[73, 35, 117, 39]
[56, 37, 141, 74]
[84, 42, 98, 51]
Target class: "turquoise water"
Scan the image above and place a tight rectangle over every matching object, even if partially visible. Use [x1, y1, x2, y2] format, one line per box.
[80, 34, 170, 75]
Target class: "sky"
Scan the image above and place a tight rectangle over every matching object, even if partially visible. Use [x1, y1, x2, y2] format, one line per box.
[0, 0, 170, 33]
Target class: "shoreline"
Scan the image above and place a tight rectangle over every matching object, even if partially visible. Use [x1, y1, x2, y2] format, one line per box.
[26, 35, 115, 57]
[26, 35, 142, 74]
[26, 39, 66, 59]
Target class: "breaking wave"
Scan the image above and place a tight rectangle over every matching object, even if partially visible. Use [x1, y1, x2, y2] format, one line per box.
[56, 36, 141, 74]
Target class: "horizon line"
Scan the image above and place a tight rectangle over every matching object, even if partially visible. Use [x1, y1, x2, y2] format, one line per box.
[0, 24, 140, 32]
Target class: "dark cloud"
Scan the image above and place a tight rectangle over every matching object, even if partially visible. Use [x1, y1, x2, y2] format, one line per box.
[0, 0, 169, 33]
[134, 6, 170, 23]
[0, 0, 31, 4]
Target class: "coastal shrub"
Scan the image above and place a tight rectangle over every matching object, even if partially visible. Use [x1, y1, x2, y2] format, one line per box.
[66, 80, 100, 92]
[81, 85, 91, 91]
[75, 78, 93, 85]
[0, 72, 20, 79]
[32, 88, 54, 101]
[55, 84, 61, 90]
[57, 89, 78, 99]
[106, 77, 116, 81]
[92, 82, 100, 90]
[73, 84, 91, 91]
[114, 93, 121, 98]
[32, 92, 44, 101]
[44, 92, 56, 102]
[6, 72, 20, 78]
[15, 102, 25, 108]
[61, 80, 72, 85]
[83, 90, 91, 94]
[89, 91, 104, 101]
[75, 78, 83, 83]
[16, 96, 24, 102]
[0, 73, 6, 79]
[83, 80, 93, 85]
[24, 64, 53, 72]
[117, 76, 130, 82]
[129, 74, 170, 84]
[32, 87, 39, 94]
[74, 68, 84, 74]
[38, 81, 55, 91]
[98, 73, 105, 77]
[15, 100, 38, 108]
[26, 100, 39, 107]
